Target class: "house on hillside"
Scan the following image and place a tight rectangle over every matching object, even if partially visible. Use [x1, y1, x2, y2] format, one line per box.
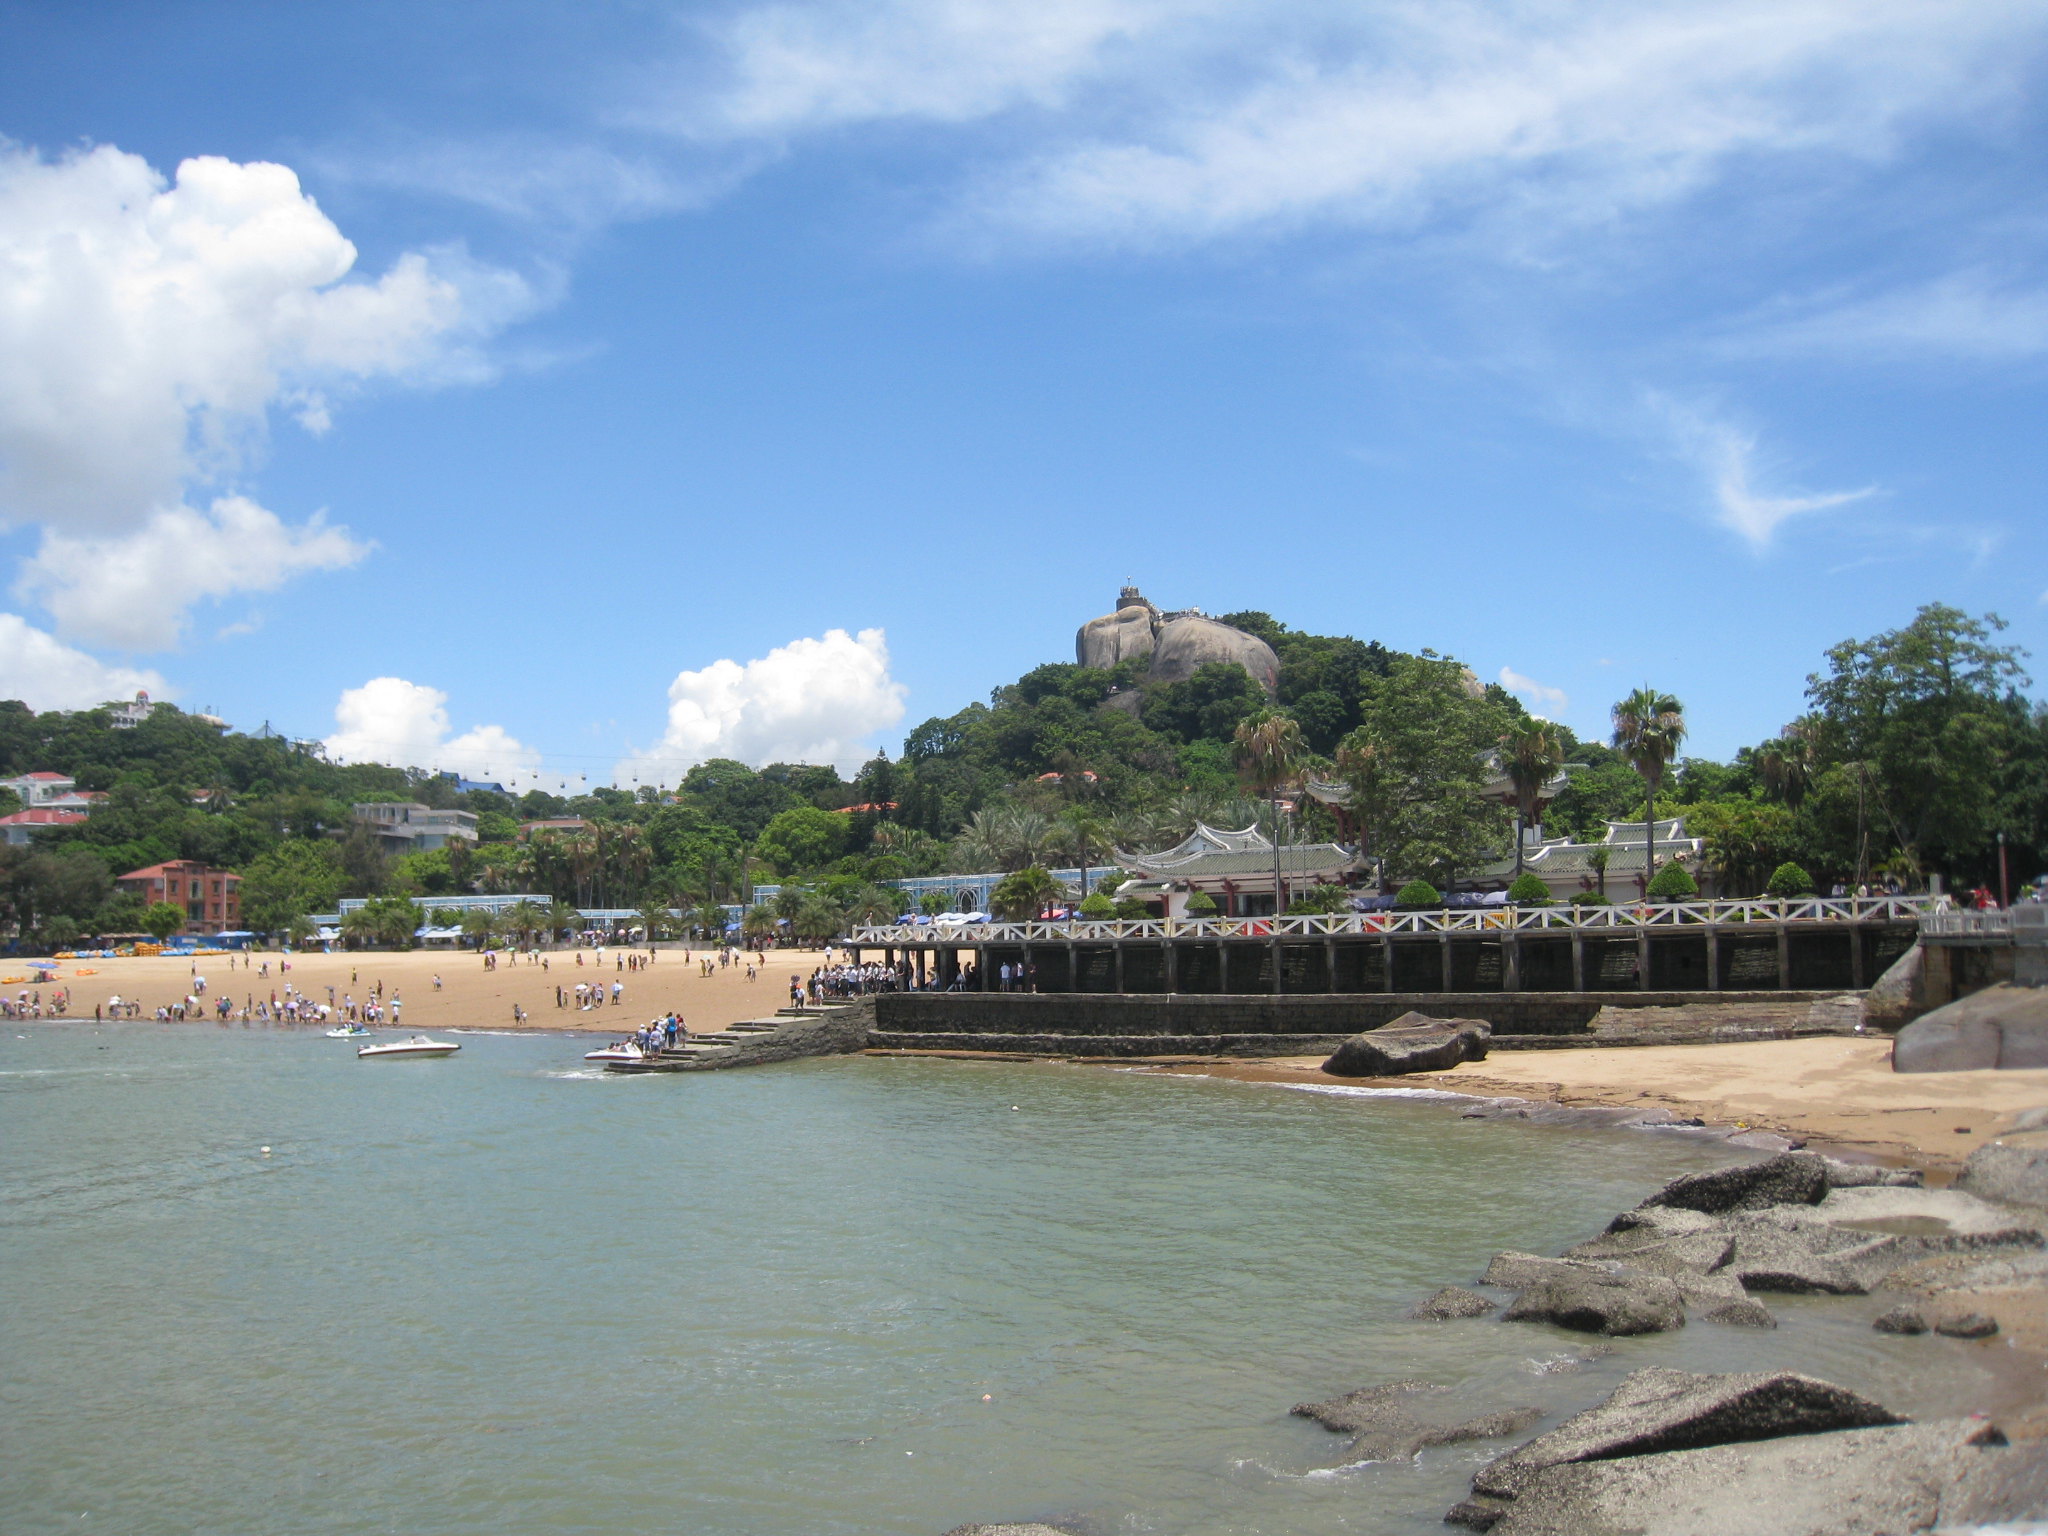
[0, 808, 88, 845]
[0, 772, 102, 811]
[116, 861, 243, 933]
[353, 802, 480, 854]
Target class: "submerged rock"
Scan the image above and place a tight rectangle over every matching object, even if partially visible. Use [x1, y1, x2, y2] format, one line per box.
[1291, 1380, 1538, 1466]
[1501, 1273, 1687, 1336]
[1818, 1156, 1922, 1189]
[1702, 1297, 1777, 1328]
[1410, 1285, 1496, 1320]
[1935, 1310, 2000, 1339]
[1469, 1365, 1902, 1502]
[1637, 1152, 1829, 1216]
[1482, 1419, 2044, 1536]
[1872, 1304, 1929, 1334]
[943, 1526, 1077, 1536]
[1321, 1012, 1490, 1077]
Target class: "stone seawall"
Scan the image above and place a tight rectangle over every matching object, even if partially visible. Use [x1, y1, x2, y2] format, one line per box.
[869, 991, 1848, 1044]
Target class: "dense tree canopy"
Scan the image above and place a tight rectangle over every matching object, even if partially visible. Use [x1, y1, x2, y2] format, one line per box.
[0, 601, 2039, 948]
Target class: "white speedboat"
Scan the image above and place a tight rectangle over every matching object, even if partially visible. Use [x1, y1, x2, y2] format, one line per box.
[357, 1034, 461, 1059]
[582, 1041, 645, 1063]
[326, 1024, 372, 1039]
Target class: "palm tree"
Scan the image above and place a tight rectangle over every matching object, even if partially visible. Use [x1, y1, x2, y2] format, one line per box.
[635, 900, 672, 944]
[1611, 689, 1687, 893]
[793, 894, 845, 946]
[1060, 808, 1108, 896]
[460, 907, 504, 950]
[1233, 710, 1305, 913]
[1501, 722, 1566, 875]
[1755, 718, 1819, 808]
[848, 884, 900, 926]
[504, 899, 548, 947]
[546, 899, 581, 943]
[990, 866, 1063, 922]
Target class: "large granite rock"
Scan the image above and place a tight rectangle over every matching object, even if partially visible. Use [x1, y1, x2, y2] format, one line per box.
[1322, 1012, 1490, 1077]
[1073, 586, 1280, 696]
[1957, 1130, 2048, 1208]
[1893, 983, 2048, 1072]
[1480, 1419, 2045, 1536]
[1501, 1273, 1687, 1336]
[1075, 589, 1159, 670]
[1861, 943, 1924, 1031]
[1292, 1380, 1539, 1466]
[1146, 613, 1280, 693]
[1635, 1152, 1829, 1216]
[1469, 1366, 1901, 1503]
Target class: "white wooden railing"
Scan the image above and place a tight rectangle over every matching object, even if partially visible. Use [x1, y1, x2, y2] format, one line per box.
[848, 894, 1946, 946]
[1921, 904, 2048, 941]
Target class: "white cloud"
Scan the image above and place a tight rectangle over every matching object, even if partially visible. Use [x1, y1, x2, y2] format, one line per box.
[680, 0, 2045, 249]
[18, 495, 369, 651]
[325, 677, 541, 781]
[691, 0, 1183, 136]
[621, 627, 908, 780]
[1726, 268, 2048, 362]
[1661, 403, 1876, 548]
[1499, 666, 1567, 715]
[0, 142, 529, 647]
[0, 613, 166, 712]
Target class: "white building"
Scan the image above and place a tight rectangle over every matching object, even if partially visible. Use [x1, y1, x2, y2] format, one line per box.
[352, 802, 480, 854]
[0, 772, 101, 811]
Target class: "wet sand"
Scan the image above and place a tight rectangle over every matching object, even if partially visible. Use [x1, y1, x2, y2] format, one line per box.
[16, 945, 844, 1036]
[1149, 1037, 2048, 1172]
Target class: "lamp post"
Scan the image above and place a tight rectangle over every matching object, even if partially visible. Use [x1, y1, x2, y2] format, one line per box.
[1999, 830, 2010, 911]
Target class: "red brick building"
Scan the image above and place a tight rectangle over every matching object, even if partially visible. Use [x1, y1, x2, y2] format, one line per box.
[116, 861, 243, 933]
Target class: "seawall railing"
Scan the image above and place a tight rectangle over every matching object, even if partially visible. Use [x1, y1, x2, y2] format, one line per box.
[850, 894, 1944, 946]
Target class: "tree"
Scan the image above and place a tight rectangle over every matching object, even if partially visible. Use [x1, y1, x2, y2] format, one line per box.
[1501, 722, 1565, 875]
[791, 893, 845, 944]
[1394, 879, 1440, 908]
[239, 839, 345, 934]
[1336, 656, 1510, 892]
[358, 895, 425, 948]
[1766, 861, 1814, 898]
[1646, 860, 1699, 900]
[1233, 709, 1305, 911]
[635, 901, 673, 943]
[990, 866, 1062, 921]
[1611, 688, 1687, 891]
[460, 908, 504, 950]
[1077, 890, 1115, 918]
[754, 806, 848, 875]
[1506, 872, 1551, 906]
[1804, 605, 2035, 879]
[142, 901, 187, 941]
[1183, 889, 1218, 917]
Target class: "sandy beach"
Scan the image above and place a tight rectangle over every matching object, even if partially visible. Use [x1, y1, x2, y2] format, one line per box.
[1153, 1037, 2048, 1171]
[15, 945, 844, 1037]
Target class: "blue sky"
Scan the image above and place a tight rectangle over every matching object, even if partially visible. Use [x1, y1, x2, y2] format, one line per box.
[1, 0, 2044, 789]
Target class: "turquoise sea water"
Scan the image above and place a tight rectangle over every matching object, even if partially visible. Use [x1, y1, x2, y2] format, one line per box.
[0, 1025, 2006, 1535]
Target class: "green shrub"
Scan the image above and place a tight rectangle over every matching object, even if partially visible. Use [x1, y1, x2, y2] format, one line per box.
[1394, 880, 1441, 909]
[1646, 860, 1699, 900]
[1183, 889, 1219, 917]
[1287, 883, 1351, 914]
[1766, 861, 1814, 898]
[1569, 890, 1611, 905]
[1506, 872, 1552, 905]
[1113, 896, 1153, 920]
[1077, 891, 1115, 919]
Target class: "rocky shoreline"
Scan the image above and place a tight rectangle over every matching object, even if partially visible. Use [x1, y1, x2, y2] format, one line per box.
[945, 1138, 2048, 1535]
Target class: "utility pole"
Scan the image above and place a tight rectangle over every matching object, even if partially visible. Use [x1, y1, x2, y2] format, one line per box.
[1999, 830, 2010, 910]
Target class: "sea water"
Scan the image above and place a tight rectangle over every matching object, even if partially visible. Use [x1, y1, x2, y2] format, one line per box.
[0, 1025, 2006, 1535]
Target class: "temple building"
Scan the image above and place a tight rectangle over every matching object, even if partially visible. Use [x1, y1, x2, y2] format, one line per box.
[1113, 822, 1359, 918]
[1483, 819, 1709, 901]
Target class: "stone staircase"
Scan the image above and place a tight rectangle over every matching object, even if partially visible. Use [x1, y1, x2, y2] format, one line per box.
[605, 1001, 872, 1072]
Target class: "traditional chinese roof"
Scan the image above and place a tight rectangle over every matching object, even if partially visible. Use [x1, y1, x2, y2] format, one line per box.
[1115, 822, 1356, 883]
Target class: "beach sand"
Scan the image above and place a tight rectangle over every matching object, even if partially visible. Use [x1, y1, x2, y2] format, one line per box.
[15, 945, 843, 1036]
[1156, 1038, 2048, 1171]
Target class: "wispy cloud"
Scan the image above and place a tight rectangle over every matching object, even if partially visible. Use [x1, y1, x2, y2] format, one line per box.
[664, 0, 2048, 252]
[1659, 403, 1876, 549]
[1723, 268, 2048, 362]
[1500, 665, 1567, 714]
